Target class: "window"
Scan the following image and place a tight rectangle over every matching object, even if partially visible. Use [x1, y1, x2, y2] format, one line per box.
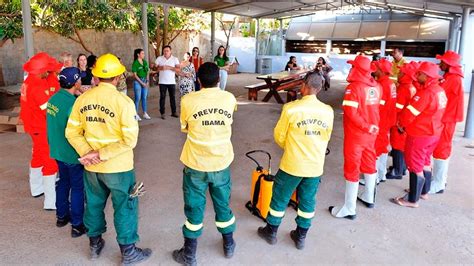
[386, 41, 446, 57]
[331, 41, 380, 55]
[286, 40, 327, 53]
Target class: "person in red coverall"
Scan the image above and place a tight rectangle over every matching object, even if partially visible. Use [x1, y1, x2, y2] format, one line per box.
[20, 52, 60, 210]
[386, 61, 419, 180]
[45, 57, 62, 94]
[393, 62, 446, 208]
[329, 55, 381, 219]
[372, 58, 397, 184]
[429, 51, 464, 194]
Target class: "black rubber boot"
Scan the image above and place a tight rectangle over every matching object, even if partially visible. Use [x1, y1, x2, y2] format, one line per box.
[71, 224, 87, 238]
[407, 172, 425, 203]
[386, 149, 405, 179]
[290, 226, 308, 250]
[56, 216, 70, 227]
[119, 243, 152, 266]
[422, 170, 432, 195]
[257, 224, 278, 245]
[172, 238, 197, 266]
[89, 236, 105, 260]
[222, 232, 236, 259]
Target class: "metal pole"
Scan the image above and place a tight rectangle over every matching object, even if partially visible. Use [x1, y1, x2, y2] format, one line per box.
[458, 7, 471, 64]
[211, 12, 216, 59]
[21, 0, 34, 59]
[255, 18, 260, 73]
[163, 4, 169, 48]
[141, 2, 149, 63]
[465, 71, 474, 138]
[380, 40, 386, 57]
[326, 40, 332, 56]
[279, 19, 283, 55]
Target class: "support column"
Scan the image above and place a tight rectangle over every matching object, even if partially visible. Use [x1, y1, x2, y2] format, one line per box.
[211, 11, 216, 59]
[458, 7, 471, 65]
[21, 0, 34, 59]
[141, 2, 149, 62]
[448, 17, 459, 51]
[163, 4, 169, 49]
[255, 18, 260, 73]
[465, 72, 474, 139]
[279, 19, 283, 55]
[461, 8, 473, 138]
[380, 40, 386, 57]
[326, 40, 332, 56]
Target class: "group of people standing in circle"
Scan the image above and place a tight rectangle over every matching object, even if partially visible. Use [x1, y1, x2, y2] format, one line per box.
[130, 45, 232, 121]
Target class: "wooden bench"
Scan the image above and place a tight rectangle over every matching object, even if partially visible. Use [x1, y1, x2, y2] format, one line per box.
[244, 82, 268, 101]
[244, 78, 303, 103]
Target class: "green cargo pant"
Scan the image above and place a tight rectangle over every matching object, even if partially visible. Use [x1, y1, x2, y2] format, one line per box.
[266, 169, 321, 229]
[182, 166, 236, 239]
[83, 170, 139, 245]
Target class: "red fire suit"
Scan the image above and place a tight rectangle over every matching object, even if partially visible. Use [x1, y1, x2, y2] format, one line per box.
[342, 68, 381, 182]
[375, 75, 397, 155]
[20, 75, 58, 175]
[400, 79, 446, 173]
[433, 66, 464, 159]
[390, 75, 417, 151]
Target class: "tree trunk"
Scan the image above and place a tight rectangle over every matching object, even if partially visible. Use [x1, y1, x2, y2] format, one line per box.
[73, 28, 93, 54]
[163, 4, 169, 49]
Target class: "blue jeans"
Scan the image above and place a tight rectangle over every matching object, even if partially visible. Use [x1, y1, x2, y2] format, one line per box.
[56, 160, 85, 226]
[133, 77, 148, 113]
[219, 69, 228, 90]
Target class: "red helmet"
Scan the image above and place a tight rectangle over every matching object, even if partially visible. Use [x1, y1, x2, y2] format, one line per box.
[23, 52, 51, 75]
[347, 55, 376, 73]
[436, 50, 461, 67]
[417, 61, 441, 79]
[399, 61, 419, 81]
[372, 58, 392, 75]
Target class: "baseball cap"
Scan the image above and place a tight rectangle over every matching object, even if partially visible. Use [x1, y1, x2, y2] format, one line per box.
[59, 67, 86, 88]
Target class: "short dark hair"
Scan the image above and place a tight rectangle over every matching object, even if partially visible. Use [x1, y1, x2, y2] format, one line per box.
[198, 62, 220, 88]
[99, 77, 115, 82]
[394, 48, 404, 54]
[304, 71, 324, 91]
[87, 55, 97, 68]
[162, 45, 172, 54]
[59, 80, 75, 89]
[134, 48, 143, 61]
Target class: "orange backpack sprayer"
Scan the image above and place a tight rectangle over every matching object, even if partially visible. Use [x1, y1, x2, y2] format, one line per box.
[245, 150, 273, 221]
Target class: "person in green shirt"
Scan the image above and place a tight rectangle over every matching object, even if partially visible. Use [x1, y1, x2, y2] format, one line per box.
[214, 45, 230, 90]
[46, 67, 86, 238]
[132, 48, 150, 121]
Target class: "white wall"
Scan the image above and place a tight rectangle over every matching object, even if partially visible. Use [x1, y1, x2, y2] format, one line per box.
[228, 37, 256, 73]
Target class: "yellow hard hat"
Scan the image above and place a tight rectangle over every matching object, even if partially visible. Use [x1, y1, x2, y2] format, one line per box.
[92, 53, 126, 78]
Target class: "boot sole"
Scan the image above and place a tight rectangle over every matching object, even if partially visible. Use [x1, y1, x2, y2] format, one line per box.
[357, 197, 375, 208]
[328, 206, 357, 220]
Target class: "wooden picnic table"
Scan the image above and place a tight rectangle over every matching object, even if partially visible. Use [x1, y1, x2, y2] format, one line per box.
[255, 69, 309, 104]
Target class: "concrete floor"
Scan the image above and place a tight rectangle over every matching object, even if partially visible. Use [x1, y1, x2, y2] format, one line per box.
[0, 73, 473, 265]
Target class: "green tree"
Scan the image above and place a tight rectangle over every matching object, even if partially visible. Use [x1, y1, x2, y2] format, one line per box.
[0, 0, 38, 47]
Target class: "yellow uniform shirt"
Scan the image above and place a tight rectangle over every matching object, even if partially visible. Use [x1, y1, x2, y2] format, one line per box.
[66, 82, 139, 173]
[180, 87, 237, 172]
[391, 57, 406, 83]
[274, 95, 334, 177]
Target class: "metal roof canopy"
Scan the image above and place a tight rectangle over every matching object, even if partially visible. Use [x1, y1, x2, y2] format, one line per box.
[146, 0, 474, 19]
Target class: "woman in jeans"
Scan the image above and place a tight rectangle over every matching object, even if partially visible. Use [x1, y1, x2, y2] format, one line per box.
[214, 45, 230, 90]
[190, 47, 203, 91]
[132, 48, 150, 121]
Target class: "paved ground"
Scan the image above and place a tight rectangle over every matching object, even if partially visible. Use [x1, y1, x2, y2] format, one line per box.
[0, 73, 473, 265]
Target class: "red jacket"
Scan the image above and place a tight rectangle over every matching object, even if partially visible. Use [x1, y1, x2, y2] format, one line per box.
[395, 75, 417, 113]
[400, 78, 446, 137]
[377, 75, 397, 132]
[20, 75, 51, 133]
[343, 68, 381, 141]
[441, 66, 464, 123]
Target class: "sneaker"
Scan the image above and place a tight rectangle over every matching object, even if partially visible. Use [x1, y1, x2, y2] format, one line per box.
[143, 113, 151, 120]
[161, 114, 166, 120]
[171, 113, 179, 118]
[136, 115, 142, 121]
[71, 224, 87, 238]
[56, 216, 70, 227]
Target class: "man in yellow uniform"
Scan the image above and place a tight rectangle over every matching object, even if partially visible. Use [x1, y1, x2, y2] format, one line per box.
[66, 54, 151, 265]
[257, 71, 334, 250]
[172, 62, 237, 266]
[390, 48, 406, 83]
